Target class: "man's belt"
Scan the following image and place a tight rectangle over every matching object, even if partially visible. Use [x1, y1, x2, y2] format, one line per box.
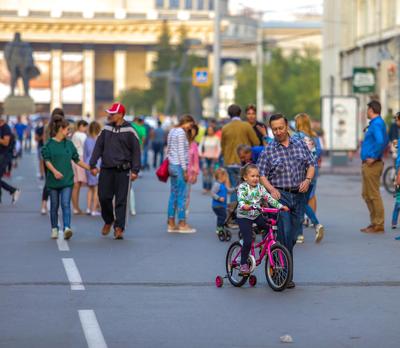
[275, 186, 300, 193]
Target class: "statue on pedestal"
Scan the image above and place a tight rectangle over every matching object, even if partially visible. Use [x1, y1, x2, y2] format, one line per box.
[4, 32, 40, 96]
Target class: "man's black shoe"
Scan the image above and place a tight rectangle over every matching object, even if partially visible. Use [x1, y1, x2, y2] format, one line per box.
[287, 281, 295, 289]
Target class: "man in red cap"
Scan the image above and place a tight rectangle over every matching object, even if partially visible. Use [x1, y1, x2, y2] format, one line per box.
[90, 102, 141, 239]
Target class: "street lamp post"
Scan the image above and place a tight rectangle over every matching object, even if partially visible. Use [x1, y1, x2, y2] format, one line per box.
[213, 0, 221, 118]
[256, 16, 264, 122]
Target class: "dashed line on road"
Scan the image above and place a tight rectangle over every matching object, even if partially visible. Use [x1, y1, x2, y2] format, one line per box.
[57, 233, 70, 251]
[62, 258, 85, 290]
[79, 310, 108, 348]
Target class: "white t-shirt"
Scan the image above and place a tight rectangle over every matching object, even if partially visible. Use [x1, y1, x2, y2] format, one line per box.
[72, 131, 87, 158]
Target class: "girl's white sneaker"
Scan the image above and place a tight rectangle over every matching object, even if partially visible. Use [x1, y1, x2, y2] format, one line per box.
[51, 228, 58, 239]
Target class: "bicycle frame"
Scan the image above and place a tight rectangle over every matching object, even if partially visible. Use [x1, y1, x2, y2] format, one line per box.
[231, 207, 284, 269]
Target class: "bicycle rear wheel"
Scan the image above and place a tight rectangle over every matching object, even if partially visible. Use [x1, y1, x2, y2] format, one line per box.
[265, 244, 292, 291]
[383, 166, 396, 195]
[226, 241, 248, 287]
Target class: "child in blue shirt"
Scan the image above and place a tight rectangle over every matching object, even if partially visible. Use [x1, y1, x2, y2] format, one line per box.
[211, 168, 235, 234]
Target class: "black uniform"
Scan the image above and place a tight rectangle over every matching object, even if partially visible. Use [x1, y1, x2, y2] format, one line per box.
[90, 121, 141, 230]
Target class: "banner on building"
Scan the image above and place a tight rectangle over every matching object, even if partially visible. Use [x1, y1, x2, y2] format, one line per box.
[321, 96, 359, 151]
[352, 67, 375, 94]
[192, 68, 210, 87]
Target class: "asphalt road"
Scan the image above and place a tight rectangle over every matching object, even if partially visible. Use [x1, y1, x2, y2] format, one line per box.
[1, 153, 400, 348]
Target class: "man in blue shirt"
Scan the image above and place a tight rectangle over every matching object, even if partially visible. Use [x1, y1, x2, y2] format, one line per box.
[360, 100, 389, 233]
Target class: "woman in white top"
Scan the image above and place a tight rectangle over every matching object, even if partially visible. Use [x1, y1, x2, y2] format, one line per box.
[199, 125, 221, 193]
[71, 120, 88, 214]
[167, 115, 196, 233]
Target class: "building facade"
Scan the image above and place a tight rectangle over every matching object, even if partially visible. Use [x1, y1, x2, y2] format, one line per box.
[323, 0, 400, 119]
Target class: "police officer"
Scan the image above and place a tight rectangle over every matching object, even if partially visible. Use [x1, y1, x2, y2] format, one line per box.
[90, 103, 141, 240]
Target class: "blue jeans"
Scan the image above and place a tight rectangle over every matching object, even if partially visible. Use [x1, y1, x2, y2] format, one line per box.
[303, 184, 320, 228]
[277, 190, 307, 255]
[49, 186, 72, 230]
[168, 164, 187, 221]
[212, 206, 226, 228]
[202, 158, 215, 191]
[392, 202, 400, 226]
[226, 166, 240, 202]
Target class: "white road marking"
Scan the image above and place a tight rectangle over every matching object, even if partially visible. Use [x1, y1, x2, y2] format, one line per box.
[79, 310, 108, 348]
[62, 258, 85, 290]
[57, 232, 70, 251]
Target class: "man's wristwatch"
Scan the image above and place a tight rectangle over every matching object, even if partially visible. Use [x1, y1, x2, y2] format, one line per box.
[305, 178, 312, 183]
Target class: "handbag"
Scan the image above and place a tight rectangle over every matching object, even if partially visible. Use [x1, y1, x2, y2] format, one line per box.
[156, 158, 169, 182]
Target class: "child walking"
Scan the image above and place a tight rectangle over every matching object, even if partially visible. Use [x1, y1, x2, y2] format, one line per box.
[211, 168, 234, 235]
[237, 164, 289, 275]
[84, 121, 102, 216]
[42, 116, 90, 240]
[186, 125, 200, 216]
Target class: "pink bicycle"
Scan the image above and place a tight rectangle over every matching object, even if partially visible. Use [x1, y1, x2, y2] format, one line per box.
[216, 207, 292, 291]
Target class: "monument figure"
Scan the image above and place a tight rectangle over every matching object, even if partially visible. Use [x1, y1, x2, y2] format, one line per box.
[4, 32, 40, 96]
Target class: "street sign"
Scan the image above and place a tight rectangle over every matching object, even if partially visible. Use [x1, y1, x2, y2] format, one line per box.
[192, 68, 210, 87]
[352, 67, 375, 93]
[321, 96, 359, 151]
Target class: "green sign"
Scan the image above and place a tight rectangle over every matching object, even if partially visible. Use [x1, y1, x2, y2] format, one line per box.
[352, 67, 375, 94]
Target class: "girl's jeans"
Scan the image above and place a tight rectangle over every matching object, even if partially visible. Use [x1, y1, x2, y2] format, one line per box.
[168, 164, 187, 221]
[392, 202, 400, 225]
[49, 186, 72, 230]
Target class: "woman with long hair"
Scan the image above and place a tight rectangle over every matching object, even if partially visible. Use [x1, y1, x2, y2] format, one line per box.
[166, 114, 196, 233]
[294, 112, 324, 244]
[199, 124, 221, 193]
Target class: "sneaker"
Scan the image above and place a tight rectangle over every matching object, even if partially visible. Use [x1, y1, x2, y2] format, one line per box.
[296, 235, 304, 244]
[11, 189, 21, 204]
[315, 224, 325, 243]
[240, 264, 250, 275]
[130, 210, 136, 216]
[91, 211, 101, 216]
[41, 207, 47, 215]
[86, 208, 91, 215]
[51, 228, 58, 239]
[178, 224, 196, 233]
[392, 225, 397, 230]
[216, 227, 224, 235]
[64, 227, 73, 240]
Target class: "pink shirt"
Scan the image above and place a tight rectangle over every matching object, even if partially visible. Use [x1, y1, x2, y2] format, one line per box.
[187, 142, 200, 184]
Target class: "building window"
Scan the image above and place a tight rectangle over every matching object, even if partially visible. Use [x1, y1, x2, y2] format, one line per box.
[170, 0, 180, 9]
[197, 0, 204, 10]
[208, 0, 214, 10]
[156, 0, 164, 9]
[185, 0, 193, 9]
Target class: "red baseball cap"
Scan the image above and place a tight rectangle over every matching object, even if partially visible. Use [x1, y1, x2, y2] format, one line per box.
[106, 102, 126, 116]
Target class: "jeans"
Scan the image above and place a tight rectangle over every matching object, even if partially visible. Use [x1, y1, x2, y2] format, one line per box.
[202, 158, 215, 191]
[238, 215, 269, 265]
[213, 206, 226, 228]
[392, 202, 400, 226]
[49, 186, 72, 230]
[152, 142, 164, 168]
[168, 164, 187, 221]
[226, 166, 240, 202]
[303, 184, 319, 228]
[142, 143, 149, 169]
[277, 190, 307, 255]
[0, 153, 16, 202]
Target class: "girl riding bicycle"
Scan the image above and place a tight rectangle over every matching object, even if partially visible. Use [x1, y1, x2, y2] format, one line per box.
[237, 164, 289, 275]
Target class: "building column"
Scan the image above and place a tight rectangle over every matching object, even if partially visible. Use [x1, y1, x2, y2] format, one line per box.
[114, 50, 127, 99]
[50, 49, 62, 111]
[83, 49, 95, 120]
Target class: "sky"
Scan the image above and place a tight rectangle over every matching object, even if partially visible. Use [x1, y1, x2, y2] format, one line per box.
[229, 0, 323, 21]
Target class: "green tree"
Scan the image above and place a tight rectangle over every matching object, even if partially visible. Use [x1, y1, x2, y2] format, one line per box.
[235, 47, 321, 120]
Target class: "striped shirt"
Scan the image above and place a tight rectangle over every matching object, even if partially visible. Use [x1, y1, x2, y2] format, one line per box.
[167, 127, 189, 170]
[257, 136, 315, 188]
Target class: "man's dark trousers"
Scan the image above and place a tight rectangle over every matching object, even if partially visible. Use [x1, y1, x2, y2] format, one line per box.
[98, 168, 130, 230]
[0, 153, 16, 202]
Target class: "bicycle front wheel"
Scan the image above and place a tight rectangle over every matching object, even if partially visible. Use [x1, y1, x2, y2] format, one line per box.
[383, 166, 396, 195]
[226, 241, 248, 287]
[265, 244, 292, 291]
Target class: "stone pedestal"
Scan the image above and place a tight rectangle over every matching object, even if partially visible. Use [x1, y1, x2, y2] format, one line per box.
[3, 95, 35, 115]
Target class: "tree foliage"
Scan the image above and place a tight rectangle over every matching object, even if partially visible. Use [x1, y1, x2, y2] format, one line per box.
[120, 21, 207, 116]
[235, 47, 321, 120]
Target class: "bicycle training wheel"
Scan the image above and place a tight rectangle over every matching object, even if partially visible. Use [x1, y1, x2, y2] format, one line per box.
[226, 241, 248, 287]
[383, 166, 396, 195]
[265, 244, 292, 291]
